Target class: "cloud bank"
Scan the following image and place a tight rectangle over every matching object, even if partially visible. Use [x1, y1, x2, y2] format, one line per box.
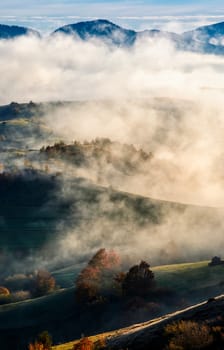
[1, 31, 224, 273]
[1, 34, 224, 208]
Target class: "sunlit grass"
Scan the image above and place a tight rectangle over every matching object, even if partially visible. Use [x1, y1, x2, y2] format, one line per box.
[153, 261, 224, 292]
[53, 332, 115, 350]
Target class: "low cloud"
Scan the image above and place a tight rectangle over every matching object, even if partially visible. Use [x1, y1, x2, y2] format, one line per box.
[1, 34, 224, 207]
[2, 33, 224, 269]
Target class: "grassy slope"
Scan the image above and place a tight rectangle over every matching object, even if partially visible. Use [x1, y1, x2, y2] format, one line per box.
[52, 261, 224, 293]
[0, 260, 219, 350]
[154, 261, 224, 294]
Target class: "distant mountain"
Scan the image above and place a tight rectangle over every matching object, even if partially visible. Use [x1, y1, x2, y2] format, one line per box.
[1, 19, 224, 54]
[54, 19, 136, 46]
[183, 21, 224, 46]
[0, 24, 40, 39]
[53, 19, 224, 55]
[54, 20, 183, 47]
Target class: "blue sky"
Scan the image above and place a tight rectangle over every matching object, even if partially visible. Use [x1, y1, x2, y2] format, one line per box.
[1, 0, 224, 33]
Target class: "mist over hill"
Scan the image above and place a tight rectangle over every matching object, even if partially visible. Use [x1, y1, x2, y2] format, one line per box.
[1, 15, 224, 349]
[53, 19, 224, 54]
[1, 100, 224, 282]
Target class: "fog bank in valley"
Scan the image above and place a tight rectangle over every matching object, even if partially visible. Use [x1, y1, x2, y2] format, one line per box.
[1, 33, 224, 268]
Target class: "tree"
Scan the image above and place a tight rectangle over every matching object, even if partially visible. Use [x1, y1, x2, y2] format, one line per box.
[75, 249, 120, 303]
[37, 331, 52, 350]
[28, 331, 52, 350]
[73, 337, 93, 350]
[28, 342, 44, 350]
[31, 270, 56, 297]
[122, 261, 155, 297]
[0, 286, 11, 305]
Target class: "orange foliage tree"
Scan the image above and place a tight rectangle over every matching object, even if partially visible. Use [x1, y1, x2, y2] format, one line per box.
[31, 270, 56, 297]
[28, 342, 44, 350]
[75, 248, 120, 303]
[73, 337, 94, 350]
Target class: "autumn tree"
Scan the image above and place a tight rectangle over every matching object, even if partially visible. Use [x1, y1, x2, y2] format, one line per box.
[37, 331, 52, 350]
[75, 248, 120, 303]
[28, 331, 52, 350]
[0, 286, 10, 296]
[31, 270, 56, 297]
[28, 342, 44, 350]
[0, 286, 10, 305]
[73, 337, 93, 350]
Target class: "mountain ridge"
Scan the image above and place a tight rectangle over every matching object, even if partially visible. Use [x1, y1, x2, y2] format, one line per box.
[0, 24, 40, 39]
[1, 19, 224, 55]
[53, 19, 224, 54]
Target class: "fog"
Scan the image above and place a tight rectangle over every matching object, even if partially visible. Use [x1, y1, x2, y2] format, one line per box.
[1, 33, 224, 270]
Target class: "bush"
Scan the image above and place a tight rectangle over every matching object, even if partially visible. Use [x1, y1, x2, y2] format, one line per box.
[0, 286, 10, 296]
[93, 338, 106, 350]
[165, 320, 214, 350]
[11, 290, 31, 302]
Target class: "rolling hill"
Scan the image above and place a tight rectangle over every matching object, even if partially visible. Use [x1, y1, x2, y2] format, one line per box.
[52, 292, 224, 349]
[1, 101, 224, 348]
[0, 261, 224, 349]
[1, 101, 224, 275]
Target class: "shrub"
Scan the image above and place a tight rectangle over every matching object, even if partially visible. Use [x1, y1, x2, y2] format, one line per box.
[93, 337, 106, 350]
[11, 290, 31, 302]
[165, 320, 214, 350]
[0, 286, 10, 296]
